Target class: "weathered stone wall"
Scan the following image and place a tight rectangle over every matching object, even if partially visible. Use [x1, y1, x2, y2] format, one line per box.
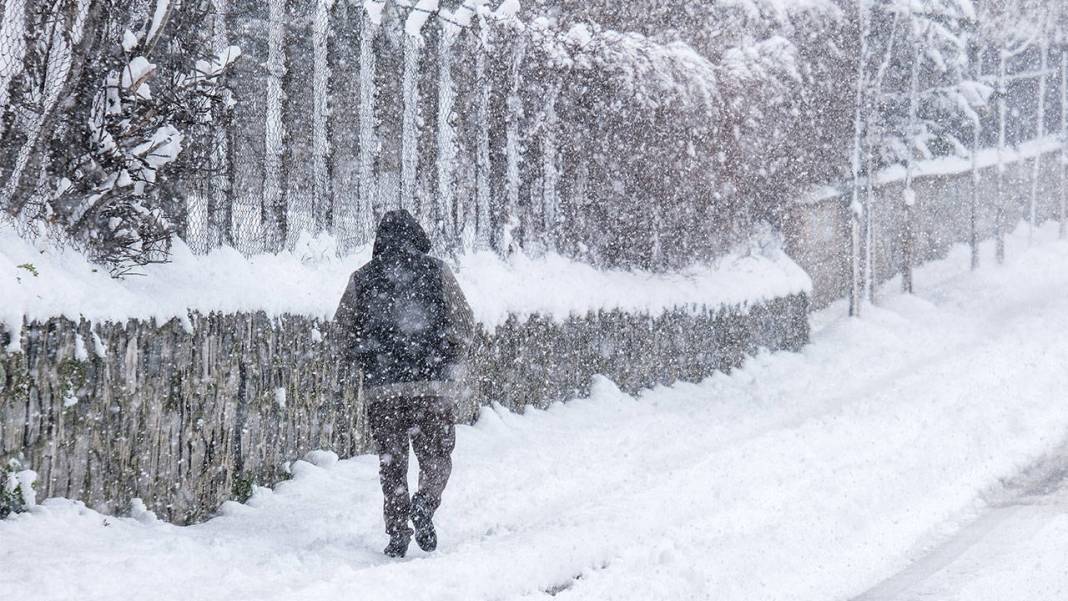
[0, 296, 808, 523]
[784, 149, 1065, 308]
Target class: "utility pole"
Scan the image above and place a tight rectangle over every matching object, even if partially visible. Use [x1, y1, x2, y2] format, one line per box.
[996, 50, 1008, 264]
[1061, 45, 1067, 238]
[903, 19, 922, 293]
[1029, 41, 1048, 242]
[970, 38, 984, 270]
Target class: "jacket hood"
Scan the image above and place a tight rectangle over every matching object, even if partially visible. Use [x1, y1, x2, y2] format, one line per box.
[373, 209, 432, 258]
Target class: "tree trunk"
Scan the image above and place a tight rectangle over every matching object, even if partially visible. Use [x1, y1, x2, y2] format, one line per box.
[541, 84, 560, 250]
[357, 8, 379, 246]
[970, 42, 983, 270]
[328, 0, 360, 255]
[436, 25, 458, 248]
[474, 16, 492, 251]
[400, 33, 421, 218]
[500, 34, 527, 254]
[312, 0, 333, 233]
[284, 0, 316, 248]
[209, 0, 234, 249]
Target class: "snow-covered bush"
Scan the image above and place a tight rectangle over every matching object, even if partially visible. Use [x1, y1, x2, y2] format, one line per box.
[49, 43, 241, 274]
[0, 0, 240, 274]
[0, 461, 36, 518]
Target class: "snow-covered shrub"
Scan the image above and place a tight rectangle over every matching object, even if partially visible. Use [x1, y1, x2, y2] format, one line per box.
[0, 0, 240, 275]
[0, 461, 36, 518]
[49, 43, 241, 274]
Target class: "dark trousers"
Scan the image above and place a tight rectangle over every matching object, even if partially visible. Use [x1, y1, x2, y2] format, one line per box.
[368, 395, 456, 537]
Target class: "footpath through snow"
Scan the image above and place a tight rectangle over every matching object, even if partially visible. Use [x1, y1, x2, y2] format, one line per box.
[2, 223, 1068, 601]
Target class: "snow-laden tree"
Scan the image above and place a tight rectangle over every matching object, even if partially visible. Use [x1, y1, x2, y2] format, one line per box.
[55, 46, 240, 272]
[891, 0, 989, 291]
[525, 0, 856, 245]
[840, 0, 989, 308]
[0, 0, 241, 274]
[977, 0, 1047, 262]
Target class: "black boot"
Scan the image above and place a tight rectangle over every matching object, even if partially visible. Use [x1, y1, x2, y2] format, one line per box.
[384, 533, 410, 558]
[411, 495, 437, 552]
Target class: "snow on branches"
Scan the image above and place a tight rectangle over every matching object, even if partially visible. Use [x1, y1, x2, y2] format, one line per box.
[0, 0, 241, 275]
[56, 43, 240, 274]
[56, 37, 241, 275]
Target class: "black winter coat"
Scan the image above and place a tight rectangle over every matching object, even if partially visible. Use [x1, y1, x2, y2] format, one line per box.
[334, 210, 474, 390]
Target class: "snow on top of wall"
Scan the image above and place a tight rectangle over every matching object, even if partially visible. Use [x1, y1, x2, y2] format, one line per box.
[459, 244, 810, 328]
[801, 135, 1065, 204]
[0, 227, 810, 348]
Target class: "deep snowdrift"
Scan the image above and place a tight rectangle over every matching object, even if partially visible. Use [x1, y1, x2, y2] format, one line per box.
[2, 222, 1068, 601]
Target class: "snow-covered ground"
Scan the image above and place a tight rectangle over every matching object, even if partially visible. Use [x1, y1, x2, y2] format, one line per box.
[2, 222, 1068, 601]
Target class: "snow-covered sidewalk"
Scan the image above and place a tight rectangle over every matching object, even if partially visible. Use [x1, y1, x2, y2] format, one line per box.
[3, 223, 1068, 601]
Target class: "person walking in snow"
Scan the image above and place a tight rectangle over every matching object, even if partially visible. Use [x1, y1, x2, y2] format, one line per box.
[334, 209, 474, 558]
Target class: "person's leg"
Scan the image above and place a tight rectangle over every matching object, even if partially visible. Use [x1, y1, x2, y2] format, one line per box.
[409, 396, 456, 550]
[368, 399, 413, 544]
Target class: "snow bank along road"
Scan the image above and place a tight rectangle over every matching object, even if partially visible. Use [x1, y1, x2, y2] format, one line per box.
[3, 223, 1068, 601]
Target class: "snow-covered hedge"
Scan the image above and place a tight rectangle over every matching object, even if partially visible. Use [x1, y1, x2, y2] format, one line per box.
[0, 462, 36, 518]
[0, 294, 808, 523]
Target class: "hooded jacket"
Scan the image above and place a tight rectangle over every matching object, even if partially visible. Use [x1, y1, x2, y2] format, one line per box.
[334, 210, 474, 400]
